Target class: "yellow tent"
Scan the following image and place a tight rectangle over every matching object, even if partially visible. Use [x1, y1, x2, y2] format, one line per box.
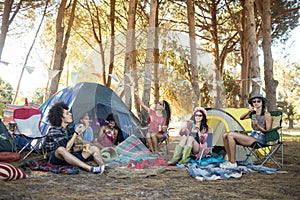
[206, 108, 262, 162]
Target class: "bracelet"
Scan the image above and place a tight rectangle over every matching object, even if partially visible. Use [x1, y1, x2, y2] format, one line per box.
[75, 131, 79, 136]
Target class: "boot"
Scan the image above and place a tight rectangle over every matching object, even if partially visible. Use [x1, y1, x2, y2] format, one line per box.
[168, 145, 183, 164]
[178, 146, 192, 164]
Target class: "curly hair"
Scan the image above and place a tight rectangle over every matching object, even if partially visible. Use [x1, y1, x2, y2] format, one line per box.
[47, 101, 69, 126]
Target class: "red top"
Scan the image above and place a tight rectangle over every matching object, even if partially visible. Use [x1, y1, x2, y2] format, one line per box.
[148, 109, 166, 133]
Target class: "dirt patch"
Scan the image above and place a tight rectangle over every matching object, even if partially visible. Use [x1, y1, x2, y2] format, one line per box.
[1, 138, 300, 200]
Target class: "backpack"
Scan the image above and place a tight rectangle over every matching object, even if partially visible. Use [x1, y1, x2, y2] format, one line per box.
[0, 119, 17, 152]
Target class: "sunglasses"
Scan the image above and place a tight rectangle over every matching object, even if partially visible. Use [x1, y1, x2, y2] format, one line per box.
[158, 101, 165, 106]
[195, 114, 203, 117]
[252, 100, 262, 103]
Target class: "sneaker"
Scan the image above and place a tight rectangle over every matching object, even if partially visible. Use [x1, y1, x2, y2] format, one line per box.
[220, 161, 237, 169]
[91, 165, 105, 174]
[219, 161, 229, 168]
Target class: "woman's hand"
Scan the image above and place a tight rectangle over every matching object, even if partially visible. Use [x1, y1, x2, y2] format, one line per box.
[252, 118, 264, 131]
[179, 128, 188, 136]
[252, 118, 258, 126]
[241, 108, 254, 120]
[249, 107, 255, 113]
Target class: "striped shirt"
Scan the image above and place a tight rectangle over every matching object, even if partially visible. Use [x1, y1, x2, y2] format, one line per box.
[44, 126, 74, 153]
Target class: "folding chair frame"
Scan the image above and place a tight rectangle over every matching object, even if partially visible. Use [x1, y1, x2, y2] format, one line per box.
[139, 125, 173, 156]
[198, 132, 214, 160]
[13, 108, 47, 160]
[244, 111, 283, 168]
[157, 127, 174, 156]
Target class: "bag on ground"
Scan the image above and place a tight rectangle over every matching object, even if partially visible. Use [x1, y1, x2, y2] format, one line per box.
[0, 119, 17, 152]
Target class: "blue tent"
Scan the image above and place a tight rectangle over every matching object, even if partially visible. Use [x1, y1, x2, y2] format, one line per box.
[39, 82, 143, 140]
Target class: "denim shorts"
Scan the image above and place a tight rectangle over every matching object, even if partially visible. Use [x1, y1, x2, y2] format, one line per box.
[251, 131, 266, 144]
[48, 150, 92, 165]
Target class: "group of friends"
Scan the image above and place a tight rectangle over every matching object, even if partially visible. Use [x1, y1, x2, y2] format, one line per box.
[44, 102, 121, 174]
[44, 93, 271, 174]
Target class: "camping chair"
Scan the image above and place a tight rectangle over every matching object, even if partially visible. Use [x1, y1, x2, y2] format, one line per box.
[198, 132, 213, 160]
[12, 108, 47, 159]
[157, 127, 174, 156]
[244, 111, 283, 168]
[141, 116, 172, 156]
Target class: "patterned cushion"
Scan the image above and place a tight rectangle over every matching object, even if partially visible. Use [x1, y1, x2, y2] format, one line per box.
[0, 162, 26, 181]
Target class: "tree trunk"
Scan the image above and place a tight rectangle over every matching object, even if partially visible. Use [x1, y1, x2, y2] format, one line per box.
[239, 0, 250, 107]
[245, 0, 260, 96]
[0, 0, 21, 60]
[209, 0, 223, 108]
[186, 0, 200, 107]
[153, 4, 159, 104]
[143, 0, 157, 100]
[141, 0, 158, 123]
[49, 0, 77, 93]
[124, 0, 138, 109]
[256, 0, 278, 111]
[107, 0, 116, 88]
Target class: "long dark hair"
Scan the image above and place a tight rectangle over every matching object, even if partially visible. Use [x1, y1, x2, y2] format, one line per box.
[190, 110, 208, 131]
[249, 97, 267, 116]
[162, 100, 171, 126]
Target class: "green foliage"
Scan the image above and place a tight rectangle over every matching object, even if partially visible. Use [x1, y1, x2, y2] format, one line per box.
[274, 60, 300, 125]
[272, 0, 300, 43]
[2, 0, 299, 119]
[31, 88, 44, 105]
[223, 70, 240, 107]
[0, 78, 13, 118]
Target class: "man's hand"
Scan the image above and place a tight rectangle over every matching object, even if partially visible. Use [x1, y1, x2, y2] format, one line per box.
[75, 124, 85, 135]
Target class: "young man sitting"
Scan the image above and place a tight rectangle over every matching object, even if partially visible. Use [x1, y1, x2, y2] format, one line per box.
[44, 101, 105, 174]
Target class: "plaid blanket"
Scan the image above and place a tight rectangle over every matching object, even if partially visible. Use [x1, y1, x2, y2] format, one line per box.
[116, 135, 152, 162]
[30, 161, 80, 174]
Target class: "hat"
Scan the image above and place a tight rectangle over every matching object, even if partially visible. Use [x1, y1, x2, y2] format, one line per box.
[248, 94, 266, 104]
[101, 147, 118, 161]
[193, 107, 207, 116]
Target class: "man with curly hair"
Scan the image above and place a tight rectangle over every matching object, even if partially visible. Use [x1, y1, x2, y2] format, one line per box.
[44, 101, 105, 174]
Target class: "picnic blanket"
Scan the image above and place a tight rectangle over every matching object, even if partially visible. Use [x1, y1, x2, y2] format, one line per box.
[116, 135, 154, 163]
[128, 158, 169, 169]
[181, 162, 288, 181]
[20, 160, 80, 175]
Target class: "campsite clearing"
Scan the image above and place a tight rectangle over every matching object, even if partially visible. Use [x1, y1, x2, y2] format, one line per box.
[1, 135, 300, 200]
